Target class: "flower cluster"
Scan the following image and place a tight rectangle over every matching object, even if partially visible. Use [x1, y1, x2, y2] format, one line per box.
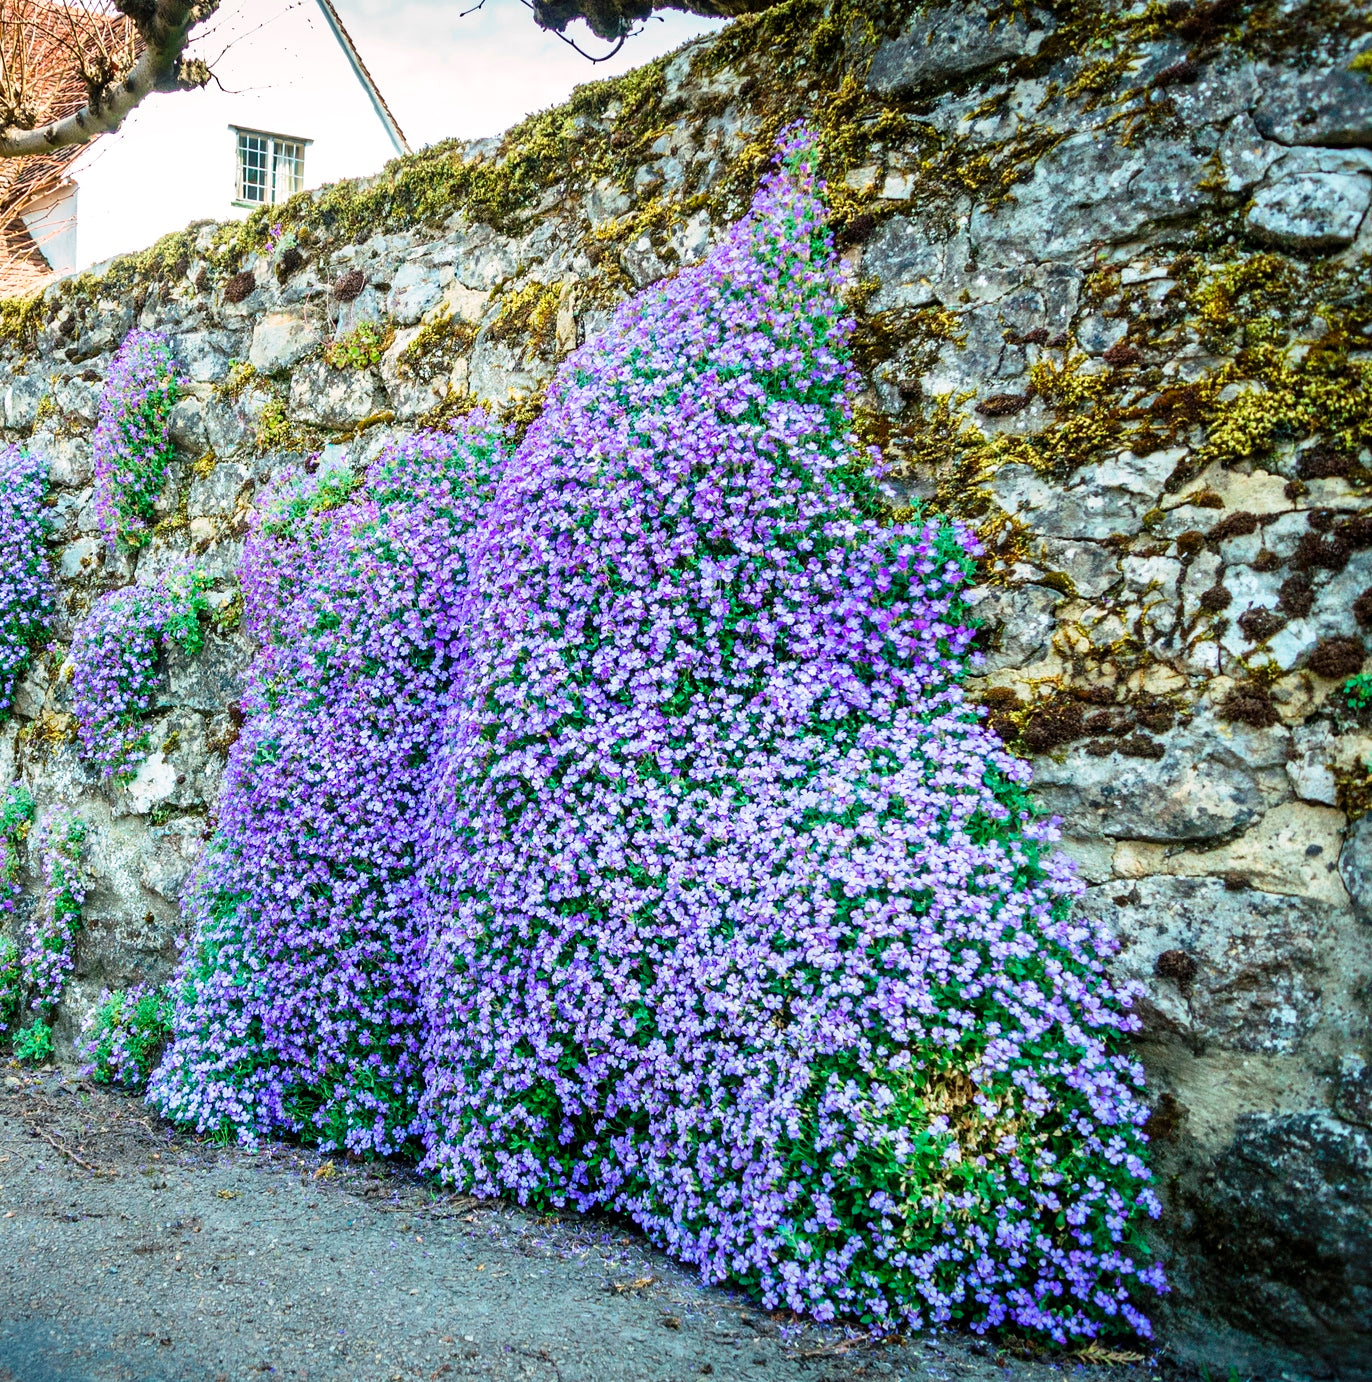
[150, 427, 502, 1152]
[153, 135, 1163, 1340]
[70, 569, 209, 778]
[0, 445, 53, 719]
[80, 983, 175, 1088]
[23, 809, 88, 1015]
[92, 330, 182, 548]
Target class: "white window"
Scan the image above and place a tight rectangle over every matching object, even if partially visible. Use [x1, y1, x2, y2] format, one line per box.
[233, 128, 309, 206]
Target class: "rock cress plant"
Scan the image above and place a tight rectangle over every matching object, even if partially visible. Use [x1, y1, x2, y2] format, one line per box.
[0, 445, 53, 720]
[81, 982, 175, 1088]
[23, 809, 88, 1017]
[154, 134, 1162, 1340]
[92, 330, 182, 548]
[70, 568, 209, 778]
[416, 133, 1162, 1341]
[149, 427, 503, 1152]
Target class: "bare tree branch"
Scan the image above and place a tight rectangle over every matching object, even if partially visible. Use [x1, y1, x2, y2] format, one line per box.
[0, 0, 214, 158]
[531, 0, 775, 41]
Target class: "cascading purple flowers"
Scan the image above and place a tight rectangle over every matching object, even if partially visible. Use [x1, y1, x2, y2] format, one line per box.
[92, 330, 181, 548]
[152, 133, 1163, 1341]
[414, 134, 1162, 1340]
[0, 444, 53, 719]
[148, 427, 503, 1153]
[70, 569, 208, 778]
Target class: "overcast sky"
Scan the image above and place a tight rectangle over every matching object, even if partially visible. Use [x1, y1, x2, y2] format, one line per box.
[325, 1, 724, 151]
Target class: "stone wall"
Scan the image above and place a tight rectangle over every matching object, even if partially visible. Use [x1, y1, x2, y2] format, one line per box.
[1, 0, 1370, 1372]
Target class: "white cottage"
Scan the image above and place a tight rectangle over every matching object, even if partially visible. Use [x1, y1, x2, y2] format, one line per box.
[1, 0, 408, 293]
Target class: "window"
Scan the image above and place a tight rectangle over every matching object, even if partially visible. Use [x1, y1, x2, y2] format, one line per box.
[234, 129, 309, 206]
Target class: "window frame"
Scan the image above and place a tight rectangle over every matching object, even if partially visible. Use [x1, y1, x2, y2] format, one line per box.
[230, 126, 313, 209]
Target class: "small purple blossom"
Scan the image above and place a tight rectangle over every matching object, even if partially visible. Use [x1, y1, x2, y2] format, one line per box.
[22, 809, 87, 1016]
[80, 982, 174, 1088]
[150, 428, 502, 1153]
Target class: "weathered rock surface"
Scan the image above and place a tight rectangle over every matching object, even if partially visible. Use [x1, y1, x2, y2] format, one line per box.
[248, 309, 324, 375]
[1247, 169, 1371, 250]
[1341, 815, 1372, 925]
[1252, 61, 1372, 148]
[1086, 874, 1355, 1052]
[867, 6, 1044, 97]
[288, 359, 387, 427]
[1033, 712, 1287, 841]
[1183, 1115, 1372, 1373]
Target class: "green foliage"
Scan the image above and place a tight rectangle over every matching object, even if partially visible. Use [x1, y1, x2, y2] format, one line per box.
[1339, 673, 1372, 711]
[82, 984, 175, 1089]
[45, 814, 87, 933]
[13, 1018, 51, 1063]
[1, 782, 35, 895]
[0, 936, 22, 1035]
[324, 321, 392, 370]
[159, 568, 213, 659]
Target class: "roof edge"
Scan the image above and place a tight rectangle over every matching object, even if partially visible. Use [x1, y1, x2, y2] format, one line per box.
[312, 0, 411, 158]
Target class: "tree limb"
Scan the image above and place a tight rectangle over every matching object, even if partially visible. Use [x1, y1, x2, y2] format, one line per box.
[532, 0, 777, 41]
[0, 0, 215, 159]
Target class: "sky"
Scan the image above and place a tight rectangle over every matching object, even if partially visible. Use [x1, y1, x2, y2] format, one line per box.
[316, 1, 724, 151]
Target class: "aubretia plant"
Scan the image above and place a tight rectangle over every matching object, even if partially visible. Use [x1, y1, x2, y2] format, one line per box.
[414, 132, 1162, 1341]
[81, 983, 174, 1088]
[150, 427, 503, 1153]
[70, 569, 210, 778]
[24, 810, 88, 1016]
[0, 445, 54, 720]
[92, 330, 182, 548]
[13, 1017, 51, 1063]
[154, 132, 1162, 1341]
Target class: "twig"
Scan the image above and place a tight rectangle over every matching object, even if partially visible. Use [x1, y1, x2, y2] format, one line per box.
[510, 1346, 562, 1381]
[516, 0, 632, 62]
[790, 1333, 895, 1361]
[30, 1122, 114, 1176]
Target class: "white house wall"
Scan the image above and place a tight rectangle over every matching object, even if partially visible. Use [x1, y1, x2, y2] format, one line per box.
[68, 0, 402, 270]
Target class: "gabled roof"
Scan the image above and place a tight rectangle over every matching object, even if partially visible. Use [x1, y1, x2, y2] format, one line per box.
[313, 0, 410, 158]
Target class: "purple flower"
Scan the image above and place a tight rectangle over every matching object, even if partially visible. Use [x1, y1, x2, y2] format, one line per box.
[23, 810, 88, 1016]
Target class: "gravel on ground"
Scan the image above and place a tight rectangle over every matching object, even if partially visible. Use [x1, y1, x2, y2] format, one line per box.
[0, 1070, 1163, 1382]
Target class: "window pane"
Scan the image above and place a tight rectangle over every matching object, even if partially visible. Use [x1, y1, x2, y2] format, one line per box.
[237, 132, 267, 204]
[270, 140, 304, 203]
